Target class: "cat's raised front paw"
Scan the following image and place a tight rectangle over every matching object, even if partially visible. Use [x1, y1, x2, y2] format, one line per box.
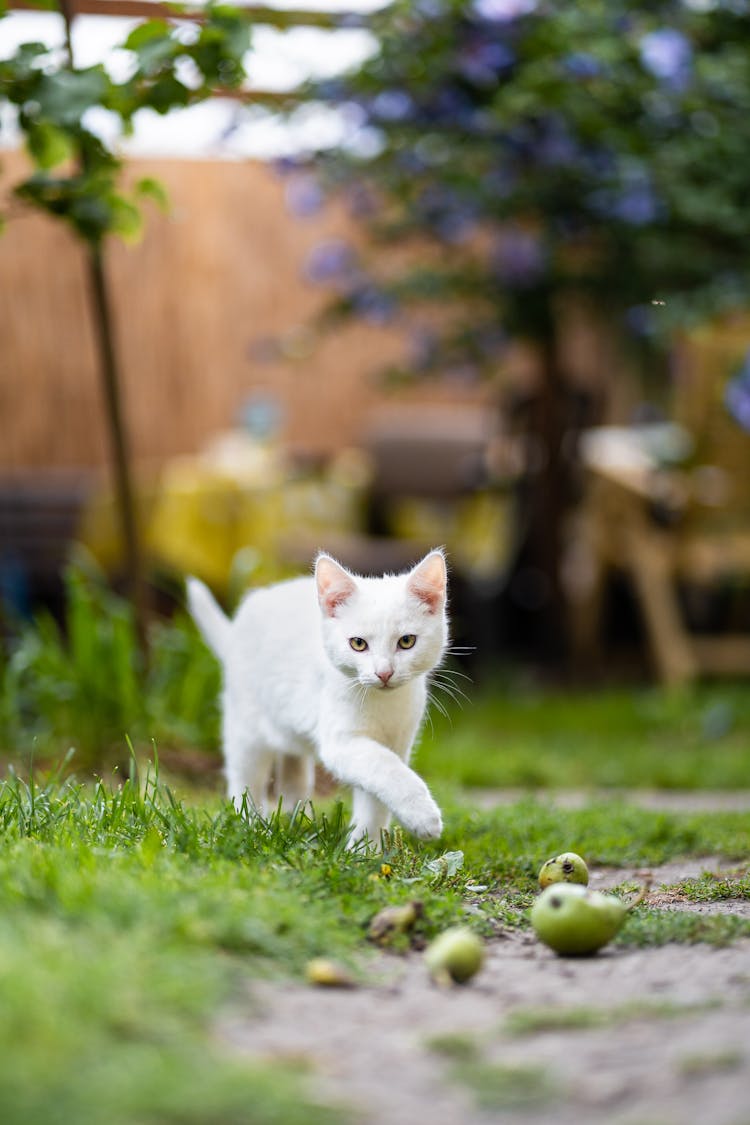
[401, 797, 443, 841]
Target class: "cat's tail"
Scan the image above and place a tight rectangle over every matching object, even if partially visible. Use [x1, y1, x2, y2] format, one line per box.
[186, 577, 231, 660]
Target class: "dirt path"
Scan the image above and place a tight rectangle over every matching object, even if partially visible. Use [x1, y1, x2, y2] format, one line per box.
[218, 857, 750, 1125]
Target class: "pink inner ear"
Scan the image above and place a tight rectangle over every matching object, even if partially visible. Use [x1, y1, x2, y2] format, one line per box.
[407, 552, 447, 614]
[316, 556, 356, 617]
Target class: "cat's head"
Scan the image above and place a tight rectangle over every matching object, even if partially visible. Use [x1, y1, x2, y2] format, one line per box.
[314, 550, 448, 689]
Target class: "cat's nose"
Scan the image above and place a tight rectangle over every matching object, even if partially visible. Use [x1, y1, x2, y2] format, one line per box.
[376, 667, 393, 685]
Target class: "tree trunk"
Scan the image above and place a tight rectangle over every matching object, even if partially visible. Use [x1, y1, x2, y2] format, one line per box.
[60, 0, 148, 652]
[87, 243, 148, 652]
[515, 325, 570, 664]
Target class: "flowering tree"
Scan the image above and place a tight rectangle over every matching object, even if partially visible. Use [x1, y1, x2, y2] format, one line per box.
[309, 0, 750, 654]
[0, 1, 250, 644]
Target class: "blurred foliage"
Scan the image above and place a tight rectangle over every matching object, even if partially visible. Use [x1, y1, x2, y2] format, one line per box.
[418, 675, 750, 790]
[307, 0, 750, 366]
[0, 570, 220, 770]
[0, 2, 251, 243]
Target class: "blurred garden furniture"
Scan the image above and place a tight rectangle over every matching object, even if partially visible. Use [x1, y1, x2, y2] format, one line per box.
[79, 429, 372, 601]
[0, 471, 92, 621]
[573, 319, 750, 686]
[282, 401, 522, 580]
[280, 402, 524, 665]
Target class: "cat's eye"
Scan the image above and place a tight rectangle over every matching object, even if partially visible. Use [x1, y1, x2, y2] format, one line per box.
[349, 637, 368, 652]
[397, 634, 417, 650]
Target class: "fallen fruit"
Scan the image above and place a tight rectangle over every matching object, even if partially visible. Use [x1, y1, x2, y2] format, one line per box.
[305, 958, 355, 987]
[424, 926, 484, 985]
[538, 851, 589, 889]
[368, 900, 423, 945]
[531, 882, 648, 956]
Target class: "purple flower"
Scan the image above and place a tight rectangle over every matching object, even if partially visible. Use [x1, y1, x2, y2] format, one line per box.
[639, 28, 692, 89]
[536, 118, 578, 167]
[492, 227, 546, 286]
[272, 157, 303, 178]
[612, 183, 659, 225]
[590, 166, 660, 226]
[725, 350, 750, 433]
[563, 53, 603, 80]
[458, 41, 515, 86]
[436, 210, 476, 244]
[349, 284, 398, 325]
[284, 174, 325, 218]
[371, 90, 415, 122]
[472, 0, 536, 21]
[304, 240, 356, 285]
[345, 182, 378, 219]
[414, 185, 477, 244]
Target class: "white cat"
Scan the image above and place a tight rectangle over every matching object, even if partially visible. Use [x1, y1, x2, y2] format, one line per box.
[186, 550, 448, 846]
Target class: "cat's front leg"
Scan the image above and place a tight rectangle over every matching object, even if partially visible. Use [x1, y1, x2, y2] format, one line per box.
[320, 736, 443, 842]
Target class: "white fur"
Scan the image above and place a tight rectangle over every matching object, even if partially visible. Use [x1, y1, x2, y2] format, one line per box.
[186, 551, 449, 846]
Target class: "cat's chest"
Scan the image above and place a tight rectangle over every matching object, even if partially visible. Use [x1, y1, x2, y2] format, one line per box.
[326, 678, 426, 752]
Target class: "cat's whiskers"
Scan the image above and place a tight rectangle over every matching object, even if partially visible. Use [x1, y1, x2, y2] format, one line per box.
[426, 686, 451, 723]
[343, 677, 368, 715]
[438, 663, 474, 684]
[431, 666, 472, 706]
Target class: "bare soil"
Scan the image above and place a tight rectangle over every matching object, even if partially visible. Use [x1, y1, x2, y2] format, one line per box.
[217, 852, 750, 1125]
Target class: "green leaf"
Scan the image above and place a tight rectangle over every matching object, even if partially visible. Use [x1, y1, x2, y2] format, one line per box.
[129, 33, 178, 79]
[109, 195, 143, 243]
[35, 68, 110, 126]
[0, 41, 50, 90]
[25, 121, 75, 170]
[423, 850, 465, 880]
[123, 19, 172, 51]
[143, 73, 191, 114]
[135, 177, 169, 212]
[188, 10, 251, 88]
[67, 193, 113, 244]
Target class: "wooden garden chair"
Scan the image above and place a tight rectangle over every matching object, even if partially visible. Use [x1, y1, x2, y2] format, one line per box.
[573, 316, 750, 686]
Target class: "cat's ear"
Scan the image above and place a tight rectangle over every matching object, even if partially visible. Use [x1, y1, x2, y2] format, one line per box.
[315, 554, 357, 617]
[407, 550, 447, 614]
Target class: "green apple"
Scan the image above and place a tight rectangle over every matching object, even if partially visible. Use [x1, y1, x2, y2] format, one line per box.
[538, 851, 589, 889]
[425, 926, 485, 985]
[531, 882, 647, 956]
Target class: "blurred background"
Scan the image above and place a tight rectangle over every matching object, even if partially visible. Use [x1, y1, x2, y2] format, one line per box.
[2, 0, 750, 773]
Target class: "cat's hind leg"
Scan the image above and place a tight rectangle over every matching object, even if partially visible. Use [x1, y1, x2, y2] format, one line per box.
[223, 710, 274, 816]
[272, 753, 315, 813]
[348, 789, 391, 850]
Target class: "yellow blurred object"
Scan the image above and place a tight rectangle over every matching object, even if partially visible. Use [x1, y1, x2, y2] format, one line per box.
[389, 491, 514, 580]
[78, 434, 371, 595]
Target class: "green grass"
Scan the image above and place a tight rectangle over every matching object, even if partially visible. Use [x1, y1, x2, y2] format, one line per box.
[504, 998, 722, 1036]
[1, 765, 750, 1123]
[419, 675, 750, 790]
[446, 1059, 557, 1112]
[670, 869, 750, 902]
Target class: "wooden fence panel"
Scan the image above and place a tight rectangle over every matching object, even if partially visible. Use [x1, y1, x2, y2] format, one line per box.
[0, 151, 423, 472]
